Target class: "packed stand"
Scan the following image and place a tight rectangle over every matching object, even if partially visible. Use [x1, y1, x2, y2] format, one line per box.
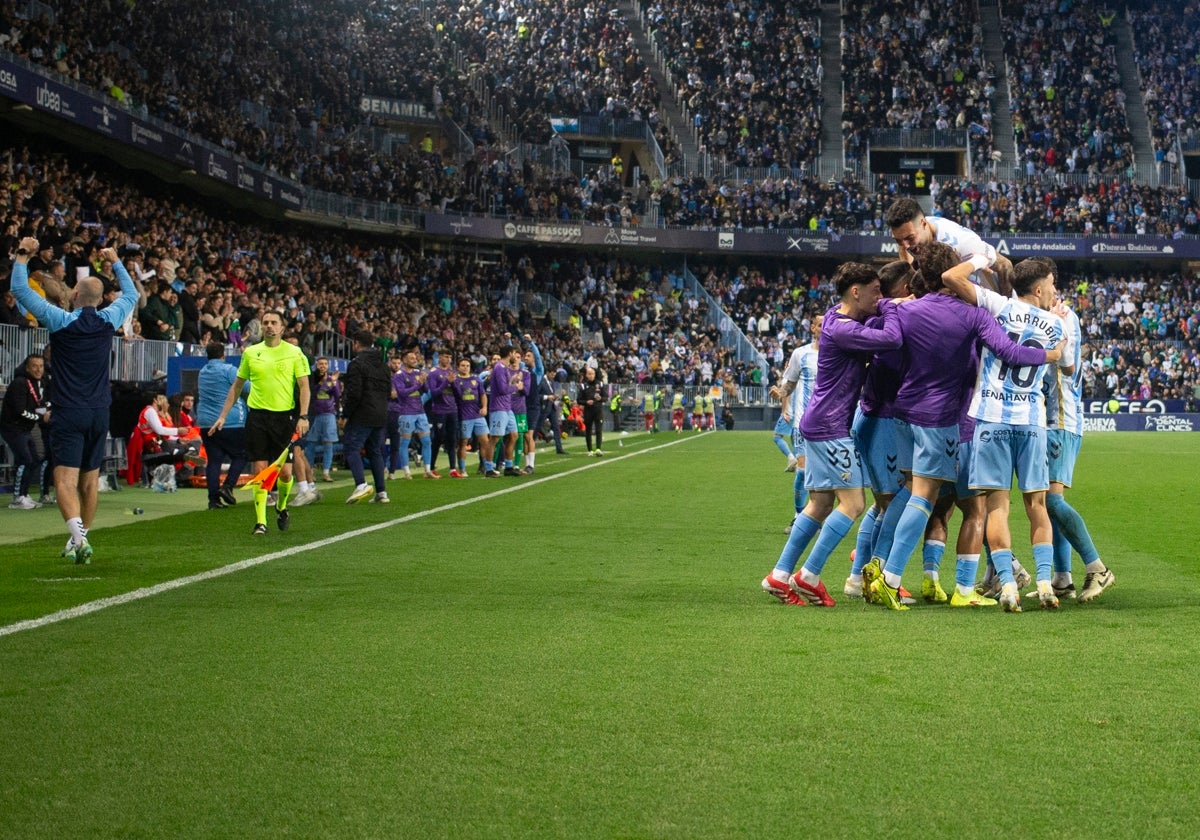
[4, 140, 1198, 404]
[928, 176, 1200, 237]
[644, 0, 824, 169]
[1128, 1, 1200, 167]
[0, 0, 496, 204]
[697, 258, 1200, 405]
[656, 172, 896, 231]
[698, 262, 833, 378]
[433, 0, 663, 146]
[1002, 0, 1135, 177]
[1066, 269, 1200, 404]
[479, 160, 902, 233]
[841, 0, 997, 171]
[2, 143, 772, 394]
[0, 143, 533, 369]
[534, 256, 753, 388]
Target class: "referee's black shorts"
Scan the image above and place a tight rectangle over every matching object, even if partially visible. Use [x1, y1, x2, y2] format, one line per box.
[245, 409, 296, 462]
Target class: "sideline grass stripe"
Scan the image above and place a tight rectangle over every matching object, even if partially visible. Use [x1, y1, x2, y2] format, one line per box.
[0, 433, 699, 639]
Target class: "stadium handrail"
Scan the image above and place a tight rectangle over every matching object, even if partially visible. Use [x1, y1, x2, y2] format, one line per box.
[680, 264, 769, 385]
[0, 323, 354, 387]
[868, 129, 971, 149]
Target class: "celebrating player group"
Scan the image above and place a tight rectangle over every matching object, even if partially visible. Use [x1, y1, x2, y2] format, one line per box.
[763, 199, 1115, 613]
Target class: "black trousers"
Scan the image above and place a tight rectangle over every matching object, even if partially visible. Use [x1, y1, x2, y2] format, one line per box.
[201, 427, 248, 503]
[583, 406, 604, 452]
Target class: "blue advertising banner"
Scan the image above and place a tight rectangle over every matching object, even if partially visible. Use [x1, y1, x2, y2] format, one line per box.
[1079, 398, 1186, 414]
[424, 214, 1200, 259]
[128, 117, 197, 167]
[1082, 414, 1200, 432]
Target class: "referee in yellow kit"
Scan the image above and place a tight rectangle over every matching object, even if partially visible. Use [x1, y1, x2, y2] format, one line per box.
[209, 311, 310, 535]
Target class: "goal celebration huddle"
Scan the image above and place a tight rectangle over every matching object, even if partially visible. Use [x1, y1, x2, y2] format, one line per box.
[763, 200, 1115, 613]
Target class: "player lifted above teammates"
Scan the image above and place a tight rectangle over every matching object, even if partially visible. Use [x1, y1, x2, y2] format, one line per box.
[886, 197, 1013, 296]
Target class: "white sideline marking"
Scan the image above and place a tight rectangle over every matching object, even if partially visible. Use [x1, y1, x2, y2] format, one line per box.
[0, 434, 701, 639]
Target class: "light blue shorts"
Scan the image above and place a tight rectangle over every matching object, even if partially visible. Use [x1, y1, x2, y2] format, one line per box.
[853, 412, 902, 494]
[890, 417, 915, 474]
[895, 420, 959, 482]
[308, 412, 338, 443]
[488, 410, 518, 437]
[791, 428, 807, 458]
[953, 438, 979, 498]
[773, 413, 793, 437]
[1047, 429, 1081, 487]
[399, 412, 431, 435]
[460, 417, 489, 440]
[970, 422, 1048, 492]
[805, 437, 865, 490]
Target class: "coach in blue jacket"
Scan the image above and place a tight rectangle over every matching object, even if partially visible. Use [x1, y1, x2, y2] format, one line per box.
[197, 342, 250, 510]
[10, 236, 138, 563]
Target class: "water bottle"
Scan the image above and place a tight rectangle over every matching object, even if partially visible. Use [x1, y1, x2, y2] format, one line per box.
[132, 507, 144, 515]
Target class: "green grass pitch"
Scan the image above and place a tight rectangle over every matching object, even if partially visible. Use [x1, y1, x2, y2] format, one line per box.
[1, 431, 1198, 839]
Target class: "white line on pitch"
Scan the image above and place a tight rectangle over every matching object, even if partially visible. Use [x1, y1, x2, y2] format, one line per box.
[33, 577, 103, 583]
[0, 433, 704, 639]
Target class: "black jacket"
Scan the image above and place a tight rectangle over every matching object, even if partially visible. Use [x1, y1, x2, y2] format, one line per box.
[177, 288, 202, 344]
[538, 374, 555, 410]
[1, 370, 46, 432]
[342, 347, 390, 427]
[578, 376, 605, 410]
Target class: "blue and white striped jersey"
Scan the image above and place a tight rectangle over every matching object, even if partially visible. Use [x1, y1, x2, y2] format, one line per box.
[968, 287, 1065, 426]
[930, 216, 997, 285]
[782, 342, 818, 430]
[1043, 305, 1084, 435]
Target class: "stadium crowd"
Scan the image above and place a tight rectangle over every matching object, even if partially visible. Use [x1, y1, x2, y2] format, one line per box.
[696, 258, 1200, 405]
[645, 0, 824, 169]
[1128, 1, 1200, 169]
[2, 0, 1200, 243]
[0, 0, 504, 204]
[841, 0, 996, 171]
[0, 143, 770, 396]
[1, 138, 1197, 408]
[927, 176, 1200, 237]
[440, 0, 662, 143]
[1003, 0, 1135, 178]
